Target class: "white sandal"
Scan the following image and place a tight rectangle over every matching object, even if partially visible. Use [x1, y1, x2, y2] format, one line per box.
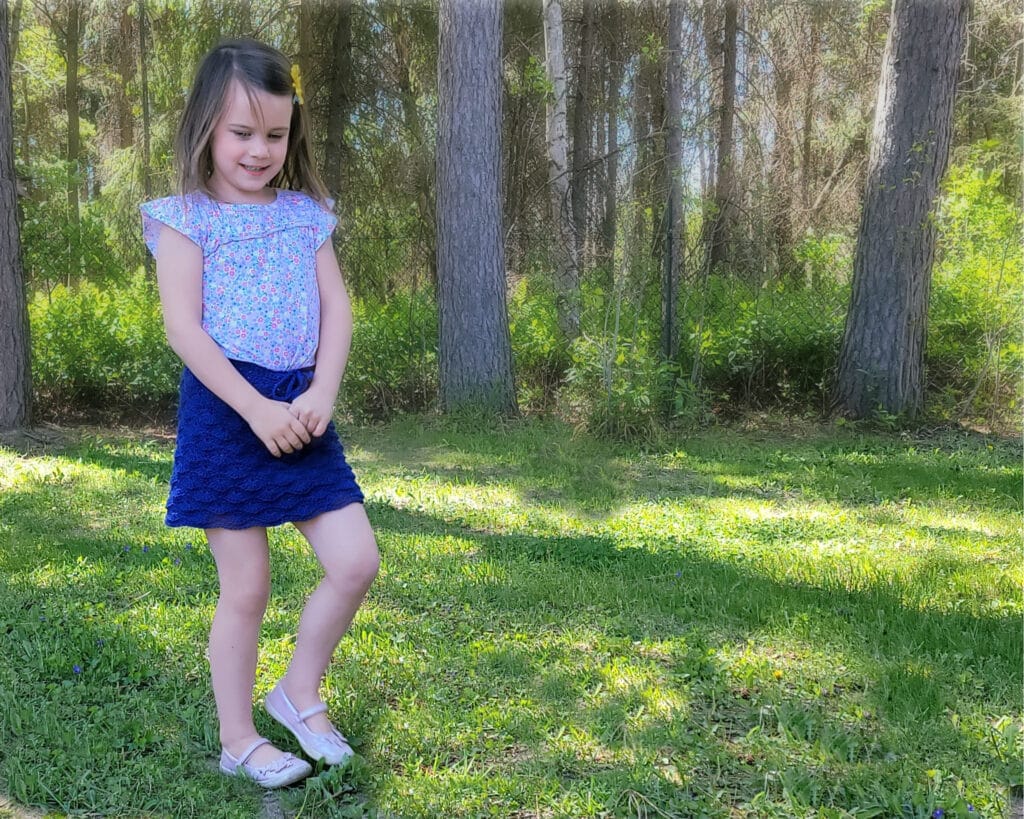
[219, 736, 312, 788]
[266, 681, 354, 766]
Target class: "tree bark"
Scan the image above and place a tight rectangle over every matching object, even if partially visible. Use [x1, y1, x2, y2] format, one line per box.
[833, 0, 969, 419]
[65, 0, 81, 283]
[139, 0, 152, 277]
[436, 0, 516, 415]
[116, 6, 135, 149]
[570, 0, 594, 262]
[662, 0, 685, 361]
[800, 13, 818, 212]
[770, 21, 795, 277]
[0, 1, 32, 429]
[393, 8, 436, 286]
[543, 0, 580, 341]
[323, 0, 352, 207]
[9, 0, 22, 77]
[599, 0, 621, 268]
[708, 0, 737, 272]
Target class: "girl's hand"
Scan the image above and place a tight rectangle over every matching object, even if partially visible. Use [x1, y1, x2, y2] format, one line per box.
[245, 398, 312, 457]
[289, 384, 335, 437]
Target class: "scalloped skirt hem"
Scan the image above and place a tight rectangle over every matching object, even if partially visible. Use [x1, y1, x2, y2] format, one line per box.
[165, 360, 365, 531]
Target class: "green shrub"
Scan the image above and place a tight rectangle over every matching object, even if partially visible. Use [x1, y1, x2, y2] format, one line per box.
[682, 275, 847, 408]
[19, 161, 126, 290]
[930, 148, 1023, 423]
[508, 277, 570, 412]
[30, 271, 180, 407]
[562, 332, 676, 441]
[343, 289, 437, 421]
[791, 231, 852, 289]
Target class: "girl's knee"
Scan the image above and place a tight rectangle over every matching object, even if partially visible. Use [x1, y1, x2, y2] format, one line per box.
[328, 533, 379, 592]
[350, 534, 380, 590]
[220, 574, 271, 617]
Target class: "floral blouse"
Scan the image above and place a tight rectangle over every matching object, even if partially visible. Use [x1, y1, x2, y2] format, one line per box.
[140, 189, 336, 371]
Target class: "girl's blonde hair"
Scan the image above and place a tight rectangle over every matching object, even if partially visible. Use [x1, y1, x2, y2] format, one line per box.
[175, 38, 329, 204]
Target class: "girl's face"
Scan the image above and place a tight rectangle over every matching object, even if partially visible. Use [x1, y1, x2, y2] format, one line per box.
[207, 80, 293, 204]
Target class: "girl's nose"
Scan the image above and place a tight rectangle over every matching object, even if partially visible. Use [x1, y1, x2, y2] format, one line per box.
[249, 139, 270, 159]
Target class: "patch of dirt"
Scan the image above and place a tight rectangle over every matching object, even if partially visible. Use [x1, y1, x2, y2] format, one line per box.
[0, 796, 45, 819]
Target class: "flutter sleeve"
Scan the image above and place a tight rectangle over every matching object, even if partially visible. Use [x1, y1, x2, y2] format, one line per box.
[139, 195, 208, 256]
[310, 197, 338, 249]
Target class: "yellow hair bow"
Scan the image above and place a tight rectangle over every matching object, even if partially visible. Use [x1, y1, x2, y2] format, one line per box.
[290, 64, 305, 106]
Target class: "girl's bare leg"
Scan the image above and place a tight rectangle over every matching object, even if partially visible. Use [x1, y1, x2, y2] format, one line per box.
[281, 503, 379, 734]
[206, 526, 286, 767]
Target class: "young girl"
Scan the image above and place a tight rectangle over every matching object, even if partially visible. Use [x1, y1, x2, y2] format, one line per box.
[139, 39, 379, 789]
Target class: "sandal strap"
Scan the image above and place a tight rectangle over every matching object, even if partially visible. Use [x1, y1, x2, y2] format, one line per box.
[235, 736, 271, 766]
[298, 702, 328, 721]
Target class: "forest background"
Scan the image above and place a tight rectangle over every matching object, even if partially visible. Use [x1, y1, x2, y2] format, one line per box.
[6, 0, 1023, 434]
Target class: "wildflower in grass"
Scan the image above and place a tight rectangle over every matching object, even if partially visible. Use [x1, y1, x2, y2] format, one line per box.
[142, 546, 149, 553]
[675, 571, 682, 578]
[39, 615, 46, 621]
[123, 545, 130, 552]
[73, 665, 81, 674]
[185, 543, 192, 551]
[174, 558, 182, 566]
[96, 639, 105, 647]
[932, 810, 944, 818]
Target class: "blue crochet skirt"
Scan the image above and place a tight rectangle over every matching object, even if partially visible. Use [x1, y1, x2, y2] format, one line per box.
[166, 360, 364, 530]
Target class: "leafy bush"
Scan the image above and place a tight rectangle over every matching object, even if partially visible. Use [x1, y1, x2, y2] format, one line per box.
[930, 148, 1023, 423]
[343, 289, 437, 421]
[30, 271, 180, 407]
[682, 275, 848, 408]
[791, 231, 853, 289]
[508, 277, 570, 412]
[562, 332, 677, 441]
[19, 160, 126, 290]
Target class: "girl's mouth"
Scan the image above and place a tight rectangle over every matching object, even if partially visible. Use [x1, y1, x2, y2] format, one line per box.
[242, 164, 268, 175]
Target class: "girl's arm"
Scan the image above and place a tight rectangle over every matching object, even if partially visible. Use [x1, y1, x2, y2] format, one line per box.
[288, 241, 352, 437]
[155, 226, 311, 458]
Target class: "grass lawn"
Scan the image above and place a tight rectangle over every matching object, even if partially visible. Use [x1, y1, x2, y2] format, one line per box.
[0, 416, 1020, 818]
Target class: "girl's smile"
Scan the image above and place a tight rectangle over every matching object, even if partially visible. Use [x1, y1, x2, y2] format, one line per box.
[208, 80, 293, 204]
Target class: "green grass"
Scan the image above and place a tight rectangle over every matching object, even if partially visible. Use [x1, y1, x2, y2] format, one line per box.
[0, 417, 1020, 818]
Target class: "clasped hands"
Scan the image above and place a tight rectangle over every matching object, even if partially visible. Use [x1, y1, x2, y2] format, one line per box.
[245, 385, 334, 458]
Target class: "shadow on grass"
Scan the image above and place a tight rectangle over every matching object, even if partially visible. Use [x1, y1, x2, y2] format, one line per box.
[353, 421, 1022, 516]
[1, 423, 1020, 817]
[14, 422, 1022, 520]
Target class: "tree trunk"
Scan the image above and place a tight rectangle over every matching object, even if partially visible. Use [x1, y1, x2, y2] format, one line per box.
[708, 0, 736, 273]
[323, 0, 352, 206]
[65, 0, 81, 283]
[632, 0, 665, 265]
[116, 6, 134, 149]
[770, 22, 794, 277]
[9, 0, 22, 76]
[570, 0, 594, 262]
[662, 0, 684, 362]
[138, 0, 152, 283]
[298, 0, 315, 79]
[800, 13, 818, 213]
[543, 0, 580, 341]
[394, 8, 437, 287]
[296, 0, 329, 146]
[436, 0, 516, 415]
[600, 1, 621, 269]
[833, 0, 969, 419]
[0, 1, 31, 430]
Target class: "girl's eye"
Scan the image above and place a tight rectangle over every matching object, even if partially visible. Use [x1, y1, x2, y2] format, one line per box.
[233, 131, 251, 138]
